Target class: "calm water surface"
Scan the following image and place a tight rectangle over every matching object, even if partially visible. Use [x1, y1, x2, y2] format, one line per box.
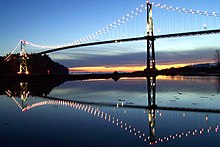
[0, 76, 220, 146]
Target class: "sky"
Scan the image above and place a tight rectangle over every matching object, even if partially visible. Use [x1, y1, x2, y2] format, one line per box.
[0, 0, 220, 73]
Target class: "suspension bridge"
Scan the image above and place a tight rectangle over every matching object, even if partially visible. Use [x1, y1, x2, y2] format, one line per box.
[4, 1, 220, 74]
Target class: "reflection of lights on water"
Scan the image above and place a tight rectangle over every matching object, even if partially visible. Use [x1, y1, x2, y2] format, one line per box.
[153, 125, 219, 145]
[14, 99, 220, 146]
[205, 115, 209, 121]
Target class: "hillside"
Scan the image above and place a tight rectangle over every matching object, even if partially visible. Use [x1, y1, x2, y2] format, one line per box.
[0, 54, 68, 75]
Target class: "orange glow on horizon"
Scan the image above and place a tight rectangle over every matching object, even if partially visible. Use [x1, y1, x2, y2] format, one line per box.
[69, 60, 212, 73]
[69, 65, 146, 73]
[69, 64, 187, 73]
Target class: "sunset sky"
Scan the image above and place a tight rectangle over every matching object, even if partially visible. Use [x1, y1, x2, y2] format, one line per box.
[1, 0, 220, 73]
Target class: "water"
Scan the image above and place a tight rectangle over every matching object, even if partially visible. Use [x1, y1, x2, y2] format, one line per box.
[0, 76, 220, 147]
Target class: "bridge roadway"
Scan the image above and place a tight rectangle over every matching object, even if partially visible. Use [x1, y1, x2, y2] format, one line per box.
[36, 29, 220, 55]
[37, 95, 220, 114]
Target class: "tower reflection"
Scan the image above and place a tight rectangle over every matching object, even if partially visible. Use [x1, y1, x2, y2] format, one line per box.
[2, 77, 66, 110]
[147, 76, 156, 144]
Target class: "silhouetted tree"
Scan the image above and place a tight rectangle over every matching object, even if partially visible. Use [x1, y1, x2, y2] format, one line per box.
[213, 50, 220, 66]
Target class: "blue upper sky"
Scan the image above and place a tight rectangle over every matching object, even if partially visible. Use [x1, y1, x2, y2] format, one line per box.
[1, 0, 220, 70]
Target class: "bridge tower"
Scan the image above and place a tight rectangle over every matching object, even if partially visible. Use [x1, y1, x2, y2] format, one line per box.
[20, 82, 30, 111]
[20, 82, 29, 102]
[18, 40, 29, 74]
[147, 76, 156, 144]
[146, 1, 156, 71]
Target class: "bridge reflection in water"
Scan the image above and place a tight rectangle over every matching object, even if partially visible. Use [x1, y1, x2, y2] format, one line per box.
[2, 76, 220, 146]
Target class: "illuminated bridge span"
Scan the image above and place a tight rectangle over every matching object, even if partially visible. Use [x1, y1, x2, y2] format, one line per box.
[5, 1, 220, 74]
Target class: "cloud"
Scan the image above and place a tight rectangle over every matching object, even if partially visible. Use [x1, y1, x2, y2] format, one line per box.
[157, 47, 219, 64]
[53, 46, 219, 68]
[55, 51, 146, 67]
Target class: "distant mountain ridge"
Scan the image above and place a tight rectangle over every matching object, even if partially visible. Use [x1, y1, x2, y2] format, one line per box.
[189, 62, 218, 68]
[159, 62, 220, 76]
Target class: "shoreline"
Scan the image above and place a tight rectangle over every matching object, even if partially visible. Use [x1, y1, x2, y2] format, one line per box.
[0, 71, 219, 82]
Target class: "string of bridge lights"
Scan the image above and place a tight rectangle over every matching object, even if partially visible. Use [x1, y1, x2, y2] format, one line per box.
[152, 125, 219, 145]
[23, 100, 152, 143]
[4, 42, 20, 61]
[25, 4, 146, 49]
[8, 1, 220, 53]
[6, 90, 23, 110]
[150, 1, 220, 17]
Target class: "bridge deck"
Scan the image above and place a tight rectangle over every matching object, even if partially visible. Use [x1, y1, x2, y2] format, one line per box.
[36, 29, 220, 55]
